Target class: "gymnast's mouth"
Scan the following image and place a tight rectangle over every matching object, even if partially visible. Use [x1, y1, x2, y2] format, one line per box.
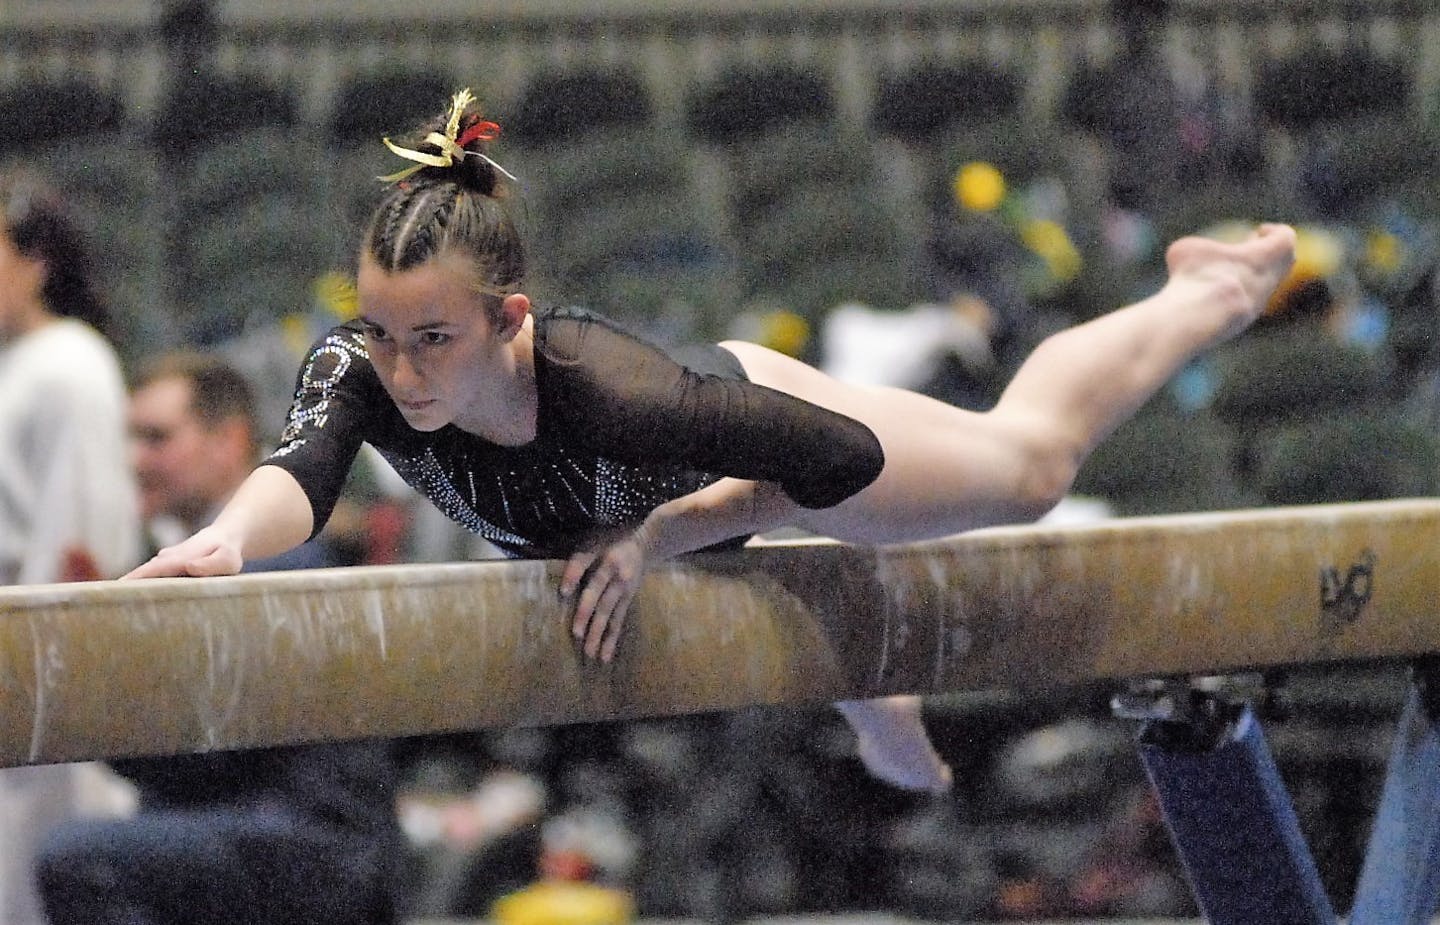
[397, 398, 437, 411]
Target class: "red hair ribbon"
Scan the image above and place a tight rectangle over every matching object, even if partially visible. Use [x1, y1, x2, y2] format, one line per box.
[457, 118, 501, 148]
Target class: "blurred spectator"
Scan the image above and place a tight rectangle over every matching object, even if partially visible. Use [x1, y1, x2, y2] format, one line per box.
[982, 715, 1189, 919]
[0, 167, 141, 925]
[36, 350, 401, 925]
[0, 168, 138, 583]
[125, 350, 338, 569]
[921, 205, 1039, 407]
[819, 296, 998, 407]
[489, 808, 638, 925]
[856, 161, 1077, 411]
[395, 755, 548, 919]
[1066, 786, 1190, 917]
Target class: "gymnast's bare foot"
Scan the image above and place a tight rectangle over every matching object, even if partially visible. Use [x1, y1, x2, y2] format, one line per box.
[1164, 222, 1297, 340]
[835, 696, 953, 793]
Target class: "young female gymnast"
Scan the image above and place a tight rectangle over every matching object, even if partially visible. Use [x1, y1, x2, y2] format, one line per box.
[126, 90, 1297, 793]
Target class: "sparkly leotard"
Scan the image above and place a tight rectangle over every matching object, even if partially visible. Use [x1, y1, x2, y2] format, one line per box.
[265, 306, 884, 558]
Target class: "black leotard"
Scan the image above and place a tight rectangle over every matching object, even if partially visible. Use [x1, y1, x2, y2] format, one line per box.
[265, 306, 884, 558]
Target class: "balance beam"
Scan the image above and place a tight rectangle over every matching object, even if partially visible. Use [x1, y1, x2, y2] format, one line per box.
[0, 498, 1435, 768]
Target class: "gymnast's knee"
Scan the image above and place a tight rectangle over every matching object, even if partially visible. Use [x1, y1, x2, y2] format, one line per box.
[1019, 467, 1077, 524]
[1001, 422, 1083, 521]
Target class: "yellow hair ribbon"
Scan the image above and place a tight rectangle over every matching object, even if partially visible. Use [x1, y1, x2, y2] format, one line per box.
[378, 88, 478, 182]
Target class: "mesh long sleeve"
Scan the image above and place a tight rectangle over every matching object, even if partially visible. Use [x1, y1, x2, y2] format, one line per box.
[536, 310, 884, 508]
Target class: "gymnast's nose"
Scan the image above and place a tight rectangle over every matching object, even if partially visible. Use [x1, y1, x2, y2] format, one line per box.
[392, 351, 426, 393]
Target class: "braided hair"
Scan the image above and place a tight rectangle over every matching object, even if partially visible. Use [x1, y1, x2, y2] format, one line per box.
[364, 95, 525, 314]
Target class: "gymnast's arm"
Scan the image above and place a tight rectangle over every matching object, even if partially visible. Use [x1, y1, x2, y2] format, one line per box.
[123, 466, 315, 578]
[547, 313, 883, 659]
[640, 477, 796, 559]
[561, 475, 801, 662]
[125, 327, 371, 579]
[541, 310, 884, 510]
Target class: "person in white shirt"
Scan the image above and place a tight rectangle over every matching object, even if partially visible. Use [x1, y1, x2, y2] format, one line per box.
[0, 168, 140, 925]
[0, 171, 138, 584]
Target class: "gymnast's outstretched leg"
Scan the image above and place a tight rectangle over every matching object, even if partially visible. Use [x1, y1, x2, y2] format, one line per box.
[723, 224, 1296, 792]
[726, 223, 1297, 543]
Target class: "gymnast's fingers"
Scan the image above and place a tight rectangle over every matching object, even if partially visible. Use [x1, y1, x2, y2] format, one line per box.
[123, 530, 243, 579]
[598, 587, 634, 663]
[561, 551, 595, 603]
[584, 579, 631, 662]
[123, 545, 210, 579]
[572, 563, 610, 644]
[122, 555, 183, 580]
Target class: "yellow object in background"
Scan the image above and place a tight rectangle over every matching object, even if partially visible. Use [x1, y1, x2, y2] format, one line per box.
[1266, 225, 1344, 315]
[279, 312, 312, 357]
[314, 270, 360, 320]
[954, 161, 1007, 212]
[1020, 218, 1082, 283]
[1289, 226, 1345, 281]
[758, 309, 811, 357]
[1364, 229, 1402, 276]
[491, 880, 635, 925]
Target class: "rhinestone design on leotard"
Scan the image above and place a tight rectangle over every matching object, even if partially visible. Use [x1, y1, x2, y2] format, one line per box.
[269, 331, 365, 459]
[378, 446, 530, 550]
[593, 458, 711, 526]
[375, 438, 713, 557]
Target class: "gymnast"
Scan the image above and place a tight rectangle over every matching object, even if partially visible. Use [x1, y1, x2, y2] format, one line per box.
[127, 89, 1297, 793]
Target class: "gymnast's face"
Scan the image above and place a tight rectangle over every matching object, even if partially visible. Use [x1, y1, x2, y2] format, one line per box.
[356, 252, 531, 435]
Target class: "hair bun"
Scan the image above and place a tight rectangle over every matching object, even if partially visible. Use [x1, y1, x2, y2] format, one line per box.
[453, 147, 500, 197]
[378, 89, 511, 198]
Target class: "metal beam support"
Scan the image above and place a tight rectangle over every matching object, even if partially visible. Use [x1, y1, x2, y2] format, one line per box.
[1133, 691, 1335, 925]
[1349, 660, 1440, 924]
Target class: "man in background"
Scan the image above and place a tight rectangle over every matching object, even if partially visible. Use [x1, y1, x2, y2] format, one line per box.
[127, 351, 336, 569]
[37, 351, 401, 925]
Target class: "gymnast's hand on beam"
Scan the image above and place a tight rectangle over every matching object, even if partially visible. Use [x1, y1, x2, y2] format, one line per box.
[122, 526, 244, 579]
[560, 528, 650, 663]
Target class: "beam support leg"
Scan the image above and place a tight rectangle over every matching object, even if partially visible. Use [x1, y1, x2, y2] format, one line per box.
[1349, 661, 1440, 925]
[1119, 681, 1336, 925]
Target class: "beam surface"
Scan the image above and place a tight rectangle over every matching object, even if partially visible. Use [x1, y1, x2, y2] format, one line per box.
[1, 499, 1436, 767]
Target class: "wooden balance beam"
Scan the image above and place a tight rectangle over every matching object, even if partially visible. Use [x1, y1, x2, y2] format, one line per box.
[0, 498, 1435, 768]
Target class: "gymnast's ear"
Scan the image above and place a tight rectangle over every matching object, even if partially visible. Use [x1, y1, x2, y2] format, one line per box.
[495, 292, 530, 341]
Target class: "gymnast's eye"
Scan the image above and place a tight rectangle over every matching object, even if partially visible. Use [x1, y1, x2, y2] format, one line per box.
[420, 330, 452, 347]
[361, 323, 389, 342]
